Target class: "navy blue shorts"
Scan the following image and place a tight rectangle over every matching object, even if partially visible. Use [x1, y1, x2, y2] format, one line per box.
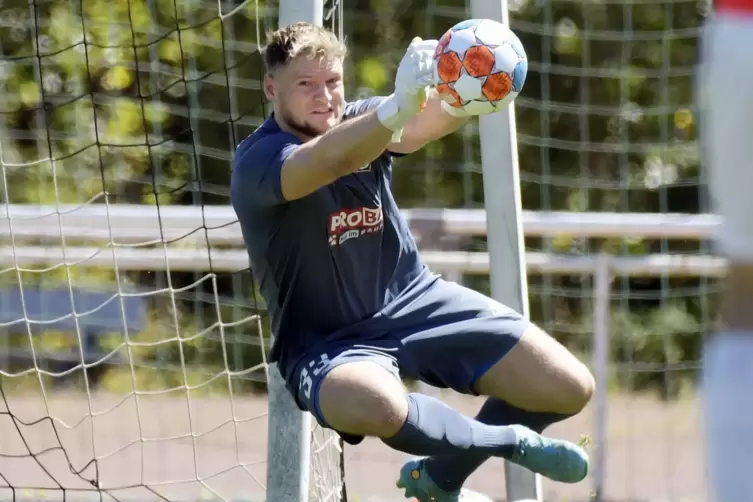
[285, 275, 529, 443]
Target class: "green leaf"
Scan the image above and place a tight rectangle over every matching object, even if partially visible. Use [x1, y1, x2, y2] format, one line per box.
[19, 81, 40, 108]
[357, 58, 388, 90]
[102, 66, 134, 91]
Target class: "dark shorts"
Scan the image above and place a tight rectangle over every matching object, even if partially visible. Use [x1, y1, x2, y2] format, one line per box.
[285, 276, 529, 444]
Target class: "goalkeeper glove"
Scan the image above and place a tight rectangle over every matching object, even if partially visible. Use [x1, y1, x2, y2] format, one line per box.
[439, 99, 473, 118]
[377, 37, 438, 142]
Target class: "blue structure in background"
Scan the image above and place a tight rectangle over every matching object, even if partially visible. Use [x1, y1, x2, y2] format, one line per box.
[0, 287, 147, 371]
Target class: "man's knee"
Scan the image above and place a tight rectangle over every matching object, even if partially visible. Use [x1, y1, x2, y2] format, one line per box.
[318, 361, 408, 438]
[518, 356, 594, 415]
[475, 324, 594, 415]
[553, 356, 595, 414]
[522, 324, 595, 415]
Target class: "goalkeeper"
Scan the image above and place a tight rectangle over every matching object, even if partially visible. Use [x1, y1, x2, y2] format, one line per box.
[231, 22, 593, 502]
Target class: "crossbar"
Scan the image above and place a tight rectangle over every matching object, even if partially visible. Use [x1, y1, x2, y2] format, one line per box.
[2, 204, 719, 244]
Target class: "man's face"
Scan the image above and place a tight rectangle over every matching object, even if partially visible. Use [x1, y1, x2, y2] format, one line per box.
[265, 55, 345, 140]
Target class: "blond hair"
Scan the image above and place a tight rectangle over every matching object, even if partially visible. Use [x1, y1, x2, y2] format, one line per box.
[263, 22, 347, 72]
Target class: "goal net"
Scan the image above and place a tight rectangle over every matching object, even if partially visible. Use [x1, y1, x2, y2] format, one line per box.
[0, 0, 344, 501]
[335, 1, 708, 501]
[404, 1, 707, 502]
[1, 0, 713, 500]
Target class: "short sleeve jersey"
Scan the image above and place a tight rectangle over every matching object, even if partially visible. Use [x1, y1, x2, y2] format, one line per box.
[230, 97, 430, 378]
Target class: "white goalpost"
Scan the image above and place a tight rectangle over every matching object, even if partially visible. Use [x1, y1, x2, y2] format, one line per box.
[265, 6, 340, 502]
[467, 0, 539, 498]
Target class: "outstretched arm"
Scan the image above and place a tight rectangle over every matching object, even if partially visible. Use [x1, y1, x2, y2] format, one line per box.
[389, 88, 469, 154]
[280, 38, 436, 201]
[280, 111, 394, 200]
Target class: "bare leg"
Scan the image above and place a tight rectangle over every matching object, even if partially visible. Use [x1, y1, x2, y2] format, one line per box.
[423, 324, 594, 492]
[316, 361, 588, 482]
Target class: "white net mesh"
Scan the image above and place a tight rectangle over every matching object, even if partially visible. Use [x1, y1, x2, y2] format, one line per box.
[0, 0, 344, 500]
[338, 1, 708, 501]
[1, 0, 712, 500]
[308, 6, 348, 501]
[509, 0, 707, 499]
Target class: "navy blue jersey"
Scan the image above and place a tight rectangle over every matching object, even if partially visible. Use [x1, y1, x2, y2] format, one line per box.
[230, 96, 432, 378]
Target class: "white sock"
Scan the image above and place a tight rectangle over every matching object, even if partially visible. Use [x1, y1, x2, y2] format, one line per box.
[703, 333, 753, 502]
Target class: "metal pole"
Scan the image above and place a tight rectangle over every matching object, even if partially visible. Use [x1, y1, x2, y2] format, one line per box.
[267, 363, 312, 502]
[467, 0, 538, 500]
[592, 253, 612, 501]
[267, 4, 323, 501]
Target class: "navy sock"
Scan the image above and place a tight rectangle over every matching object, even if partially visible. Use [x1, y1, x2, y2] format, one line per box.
[381, 393, 519, 459]
[424, 398, 572, 492]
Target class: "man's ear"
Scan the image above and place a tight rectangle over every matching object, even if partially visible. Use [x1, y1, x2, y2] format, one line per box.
[263, 73, 276, 101]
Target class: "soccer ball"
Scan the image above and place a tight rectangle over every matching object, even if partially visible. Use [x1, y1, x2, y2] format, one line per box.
[433, 18, 528, 115]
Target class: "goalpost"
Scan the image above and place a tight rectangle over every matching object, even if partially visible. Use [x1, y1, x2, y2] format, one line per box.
[267, 6, 345, 502]
[466, 0, 540, 498]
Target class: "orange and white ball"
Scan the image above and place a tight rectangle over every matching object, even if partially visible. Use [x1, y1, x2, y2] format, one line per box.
[434, 18, 528, 115]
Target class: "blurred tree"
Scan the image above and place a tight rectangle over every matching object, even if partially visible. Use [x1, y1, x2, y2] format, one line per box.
[0, 0, 707, 397]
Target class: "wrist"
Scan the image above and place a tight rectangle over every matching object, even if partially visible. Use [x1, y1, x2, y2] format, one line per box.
[377, 94, 415, 129]
[376, 94, 413, 141]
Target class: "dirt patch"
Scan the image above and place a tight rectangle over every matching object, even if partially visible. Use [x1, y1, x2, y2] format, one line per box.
[0, 390, 706, 501]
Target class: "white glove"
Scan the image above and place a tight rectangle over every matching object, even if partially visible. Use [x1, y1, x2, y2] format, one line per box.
[377, 37, 438, 142]
[440, 99, 472, 118]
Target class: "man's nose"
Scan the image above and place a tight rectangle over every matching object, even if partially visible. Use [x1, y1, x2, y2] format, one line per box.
[313, 83, 331, 103]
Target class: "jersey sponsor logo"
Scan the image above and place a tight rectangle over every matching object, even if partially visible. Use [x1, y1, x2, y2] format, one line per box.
[327, 206, 384, 246]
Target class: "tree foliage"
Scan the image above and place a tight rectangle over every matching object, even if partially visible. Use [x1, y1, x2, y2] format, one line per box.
[0, 0, 709, 398]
